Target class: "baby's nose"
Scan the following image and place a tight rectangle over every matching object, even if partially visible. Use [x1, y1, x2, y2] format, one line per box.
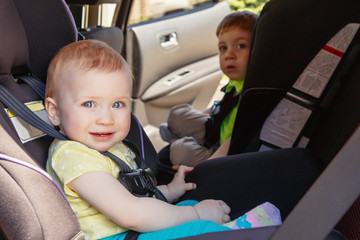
[96, 109, 114, 125]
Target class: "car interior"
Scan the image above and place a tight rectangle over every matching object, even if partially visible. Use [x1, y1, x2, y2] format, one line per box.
[0, 0, 359, 239]
[66, 0, 232, 152]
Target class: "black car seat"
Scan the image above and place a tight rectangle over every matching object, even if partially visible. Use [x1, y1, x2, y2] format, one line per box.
[227, 0, 360, 238]
[229, 0, 360, 164]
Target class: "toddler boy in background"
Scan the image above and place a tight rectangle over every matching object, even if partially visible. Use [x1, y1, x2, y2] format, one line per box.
[159, 11, 258, 167]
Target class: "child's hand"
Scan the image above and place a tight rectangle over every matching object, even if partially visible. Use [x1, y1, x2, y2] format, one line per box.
[194, 200, 231, 224]
[159, 165, 196, 203]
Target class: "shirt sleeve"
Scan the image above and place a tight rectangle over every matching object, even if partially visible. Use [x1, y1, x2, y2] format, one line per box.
[50, 141, 119, 197]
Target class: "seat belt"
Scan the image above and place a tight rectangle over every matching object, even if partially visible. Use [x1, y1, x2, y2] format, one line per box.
[270, 124, 360, 240]
[17, 75, 46, 100]
[259, 23, 360, 151]
[102, 149, 167, 202]
[0, 84, 67, 140]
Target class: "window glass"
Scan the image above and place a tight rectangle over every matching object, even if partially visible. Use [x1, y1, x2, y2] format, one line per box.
[100, 3, 117, 27]
[128, 0, 215, 26]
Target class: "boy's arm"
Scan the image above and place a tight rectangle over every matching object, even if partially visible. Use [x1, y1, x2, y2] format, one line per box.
[69, 171, 229, 232]
[208, 137, 231, 160]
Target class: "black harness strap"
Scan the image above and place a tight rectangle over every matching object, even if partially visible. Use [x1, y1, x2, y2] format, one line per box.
[17, 75, 46, 100]
[204, 86, 240, 148]
[0, 84, 67, 141]
[102, 150, 133, 173]
[102, 146, 167, 202]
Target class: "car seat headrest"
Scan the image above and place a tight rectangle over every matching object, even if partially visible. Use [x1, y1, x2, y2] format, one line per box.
[1, 0, 77, 81]
[0, 0, 29, 75]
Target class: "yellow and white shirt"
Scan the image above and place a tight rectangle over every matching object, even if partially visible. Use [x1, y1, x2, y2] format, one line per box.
[46, 139, 137, 240]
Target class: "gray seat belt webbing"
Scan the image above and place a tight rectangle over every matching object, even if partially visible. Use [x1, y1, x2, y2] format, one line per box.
[0, 84, 67, 140]
[271, 125, 360, 240]
[18, 75, 46, 100]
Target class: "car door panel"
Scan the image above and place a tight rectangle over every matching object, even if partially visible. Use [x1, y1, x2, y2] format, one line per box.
[141, 58, 222, 126]
[126, 1, 231, 131]
[141, 55, 220, 104]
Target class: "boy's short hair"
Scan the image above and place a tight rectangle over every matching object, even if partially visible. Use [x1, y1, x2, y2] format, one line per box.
[216, 11, 258, 36]
[46, 39, 131, 98]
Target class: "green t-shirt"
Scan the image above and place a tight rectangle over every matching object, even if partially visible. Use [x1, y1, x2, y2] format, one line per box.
[219, 78, 244, 145]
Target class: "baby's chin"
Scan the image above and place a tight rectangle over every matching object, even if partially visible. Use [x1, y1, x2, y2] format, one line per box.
[78, 141, 113, 152]
[92, 145, 113, 152]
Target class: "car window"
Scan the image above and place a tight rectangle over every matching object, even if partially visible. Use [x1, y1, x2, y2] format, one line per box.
[128, 0, 216, 26]
[100, 3, 117, 27]
[91, 0, 269, 29]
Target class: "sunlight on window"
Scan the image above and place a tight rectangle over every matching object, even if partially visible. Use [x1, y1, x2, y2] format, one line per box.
[128, 0, 211, 26]
[101, 4, 117, 27]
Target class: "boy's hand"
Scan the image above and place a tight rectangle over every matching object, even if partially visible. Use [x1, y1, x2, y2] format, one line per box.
[164, 165, 196, 202]
[194, 200, 231, 224]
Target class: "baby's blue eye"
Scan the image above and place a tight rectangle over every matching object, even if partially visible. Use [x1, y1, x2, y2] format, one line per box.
[83, 102, 95, 108]
[113, 102, 123, 108]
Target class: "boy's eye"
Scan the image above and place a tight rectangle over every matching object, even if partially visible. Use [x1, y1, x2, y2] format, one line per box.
[83, 101, 95, 108]
[237, 44, 247, 49]
[113, 102, 123, 108]
[219, 45, 227, 52]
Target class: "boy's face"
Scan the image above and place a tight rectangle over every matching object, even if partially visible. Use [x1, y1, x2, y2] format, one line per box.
[46, 68, 132, 152]
[218, 27, 252, 81]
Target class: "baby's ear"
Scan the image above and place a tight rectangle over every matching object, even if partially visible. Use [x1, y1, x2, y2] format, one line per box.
[45, 97, 60, 126]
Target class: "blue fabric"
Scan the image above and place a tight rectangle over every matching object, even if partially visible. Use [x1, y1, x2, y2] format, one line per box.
[100, 200, 230, 240]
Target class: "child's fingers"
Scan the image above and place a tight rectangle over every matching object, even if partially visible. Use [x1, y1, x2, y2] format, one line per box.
[185, 182, 196, 191]
[172, 165, 180, 170]
[174, 165, 194, 175]
[218, 200, 231, 214]
[223, 214, 230, 223]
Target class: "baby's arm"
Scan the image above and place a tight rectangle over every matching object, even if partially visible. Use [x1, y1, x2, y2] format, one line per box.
[69, 171, 230, 232]
[157, 165, 195, 203]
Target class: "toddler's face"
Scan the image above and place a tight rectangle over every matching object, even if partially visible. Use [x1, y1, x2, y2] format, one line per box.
[217, 27, 252, 81]
[48, 68, 132, 152]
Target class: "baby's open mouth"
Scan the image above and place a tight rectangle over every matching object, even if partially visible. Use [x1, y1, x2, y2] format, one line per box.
[91, 132, 113, 137]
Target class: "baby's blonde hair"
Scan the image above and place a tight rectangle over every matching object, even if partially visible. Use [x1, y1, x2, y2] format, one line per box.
[216, 11, 258, 36]
[46, 39, 131, 98]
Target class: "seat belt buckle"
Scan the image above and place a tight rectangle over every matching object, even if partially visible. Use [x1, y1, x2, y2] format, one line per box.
[118, 168, 157, 197]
